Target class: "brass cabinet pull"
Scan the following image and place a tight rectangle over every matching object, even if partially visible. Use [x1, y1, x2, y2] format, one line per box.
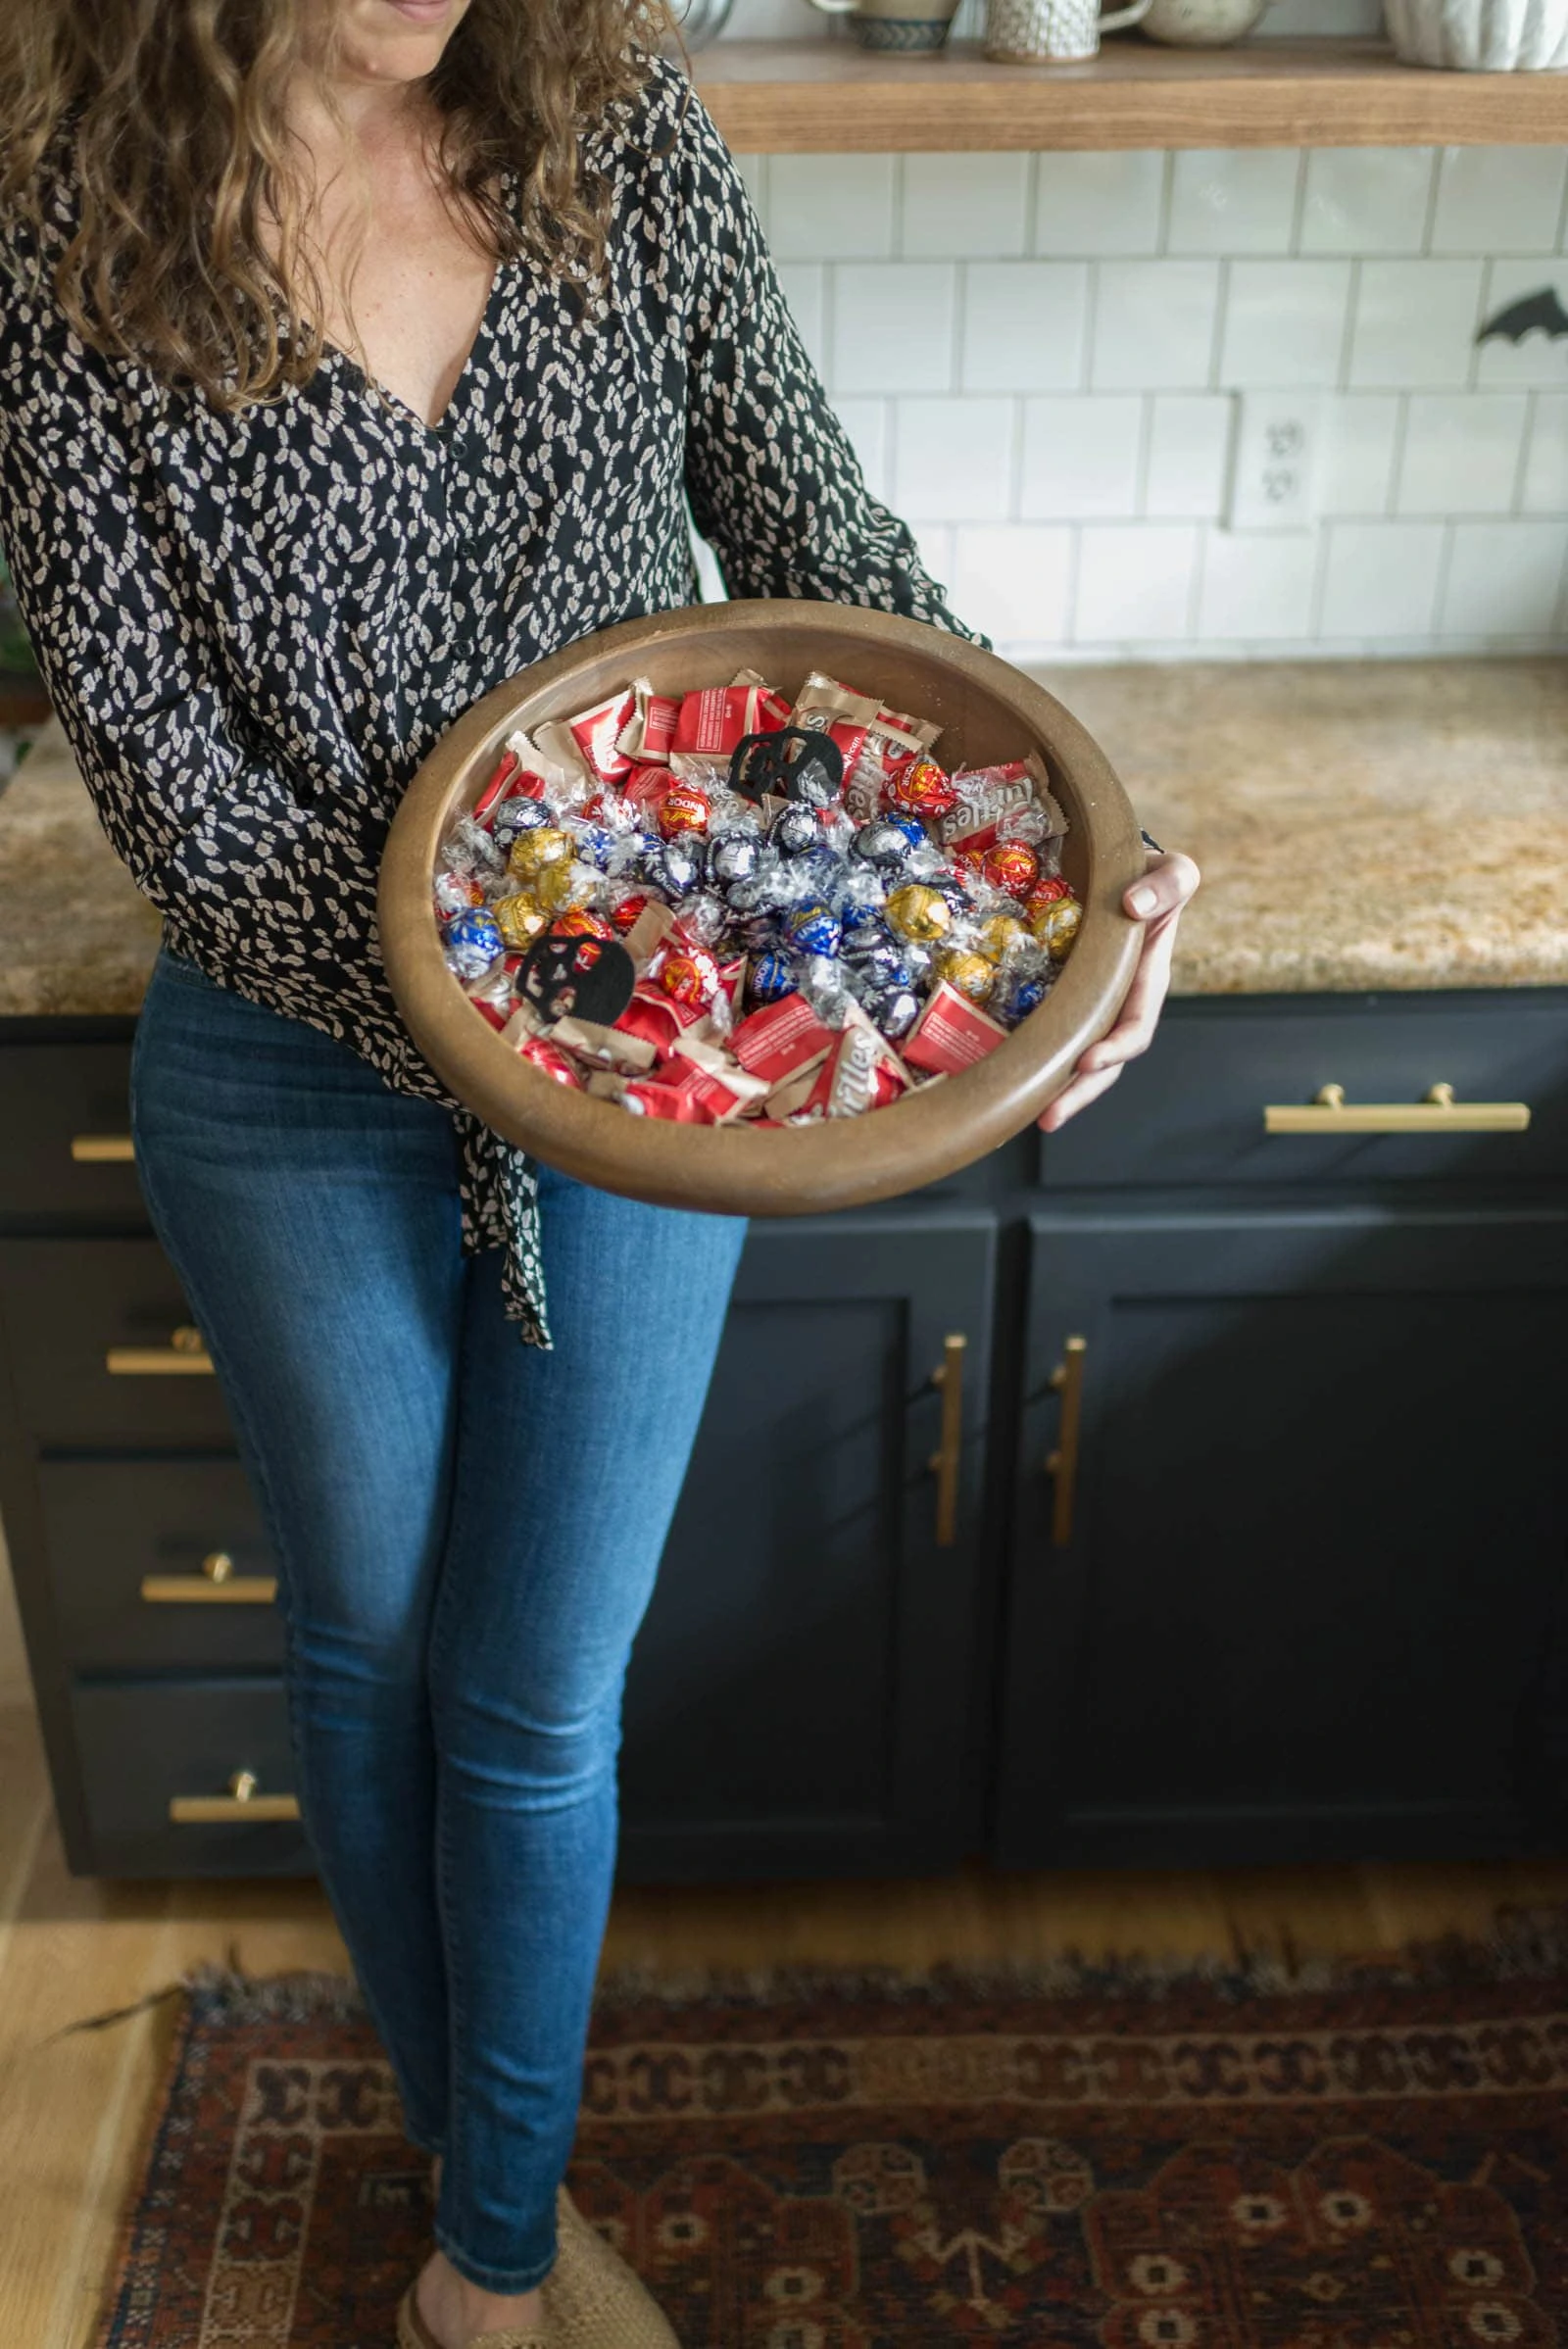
[1045, 1335, 1087, 1548]
[926, 1332, 967, 1547]
[170, 1768, 300, 1824]
[1264, 1082, 1531, 1136]
[141, 1549, 277, 1605]
[106, 1323, 215, 1376]
[70, 1134, 135, 1162]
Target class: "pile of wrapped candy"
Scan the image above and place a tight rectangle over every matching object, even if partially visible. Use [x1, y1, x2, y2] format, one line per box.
[432, 667, 1084, 1125]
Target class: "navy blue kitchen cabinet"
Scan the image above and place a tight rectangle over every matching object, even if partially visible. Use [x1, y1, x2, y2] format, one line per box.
[4, 988, 1568, 1879]
[0, 1019, 996, 1877]
[1000, 1205, 1568, 1870]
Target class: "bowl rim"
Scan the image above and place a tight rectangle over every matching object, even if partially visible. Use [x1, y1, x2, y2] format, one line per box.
[378, 600, 1145, 1216]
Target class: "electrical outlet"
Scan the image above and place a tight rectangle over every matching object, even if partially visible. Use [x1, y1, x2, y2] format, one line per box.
[1225, 393, 1321, 531]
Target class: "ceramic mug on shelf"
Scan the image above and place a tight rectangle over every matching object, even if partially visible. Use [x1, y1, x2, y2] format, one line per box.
[807, 0, 963, 53]
[984, 0, 1152, 56]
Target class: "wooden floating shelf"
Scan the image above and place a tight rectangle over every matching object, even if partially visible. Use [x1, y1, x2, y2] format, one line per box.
[693, 36, 1568, 150]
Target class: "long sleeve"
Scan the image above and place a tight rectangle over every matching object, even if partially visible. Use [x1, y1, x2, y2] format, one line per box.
[675, 93, 992, 653]
[0, 374, 297, 915]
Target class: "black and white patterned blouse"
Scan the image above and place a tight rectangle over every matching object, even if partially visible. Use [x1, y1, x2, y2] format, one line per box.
[0, 56, 984, 1346]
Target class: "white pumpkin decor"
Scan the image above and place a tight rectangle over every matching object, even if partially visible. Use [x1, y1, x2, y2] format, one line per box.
[1384, 0, 1568, 68]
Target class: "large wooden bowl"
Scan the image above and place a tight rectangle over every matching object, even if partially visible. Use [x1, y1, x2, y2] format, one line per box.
[379, 602, 1144, 1215]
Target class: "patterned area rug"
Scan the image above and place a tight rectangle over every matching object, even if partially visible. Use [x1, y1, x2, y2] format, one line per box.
[89, 1913, 1568, 2348]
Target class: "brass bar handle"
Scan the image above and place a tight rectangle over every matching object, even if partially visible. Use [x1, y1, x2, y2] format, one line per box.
[71, 1134, 136, 1162]
[106, 1323, 215, 1376]
[141, 1549, 277, 1605]
[169, 1768, 300, 1824]
[1264, 1082, 1530, 1136]
[926, 1332, 967, 1548]
[1045, 1334, 1087, 1548]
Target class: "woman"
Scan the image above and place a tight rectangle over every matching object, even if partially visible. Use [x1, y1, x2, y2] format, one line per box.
[0, 3, 1198, 2343]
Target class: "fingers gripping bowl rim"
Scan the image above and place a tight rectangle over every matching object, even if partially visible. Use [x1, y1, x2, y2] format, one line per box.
[377, 601, 1145, 1216]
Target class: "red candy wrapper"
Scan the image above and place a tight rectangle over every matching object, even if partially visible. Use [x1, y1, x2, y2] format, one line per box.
[936, 760, 1038, 856]
[615, 676, 680, 766]
[902, 983, 1008, 1076]
[668, 675, 789, 776]
[564, 688, 636, 788]
[797, 1014, 911, 1121]
[730, 993, 840, 1085]
[885, 754, 958, 824]
[789, 671, 881, 780]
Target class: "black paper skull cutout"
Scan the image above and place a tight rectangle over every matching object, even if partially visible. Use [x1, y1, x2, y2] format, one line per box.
[517, 933, 636, 1027]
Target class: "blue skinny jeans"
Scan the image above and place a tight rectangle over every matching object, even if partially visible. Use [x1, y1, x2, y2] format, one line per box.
[128, 944, 749, 2292]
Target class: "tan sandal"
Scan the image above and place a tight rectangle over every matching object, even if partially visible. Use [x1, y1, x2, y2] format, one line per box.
[396, 2272, 549, 2349]
[397, 2185, 677, 2348]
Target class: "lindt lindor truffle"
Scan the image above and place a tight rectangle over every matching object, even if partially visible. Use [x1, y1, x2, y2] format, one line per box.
[432, 666, 1083, 1128]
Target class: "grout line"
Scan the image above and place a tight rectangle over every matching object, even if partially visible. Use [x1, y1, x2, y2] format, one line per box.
[1513, 392, 1538, 518]
[1155, 151, 1174, 260]
[1419, 143, 1442, 259]
[1555, 155, 1568, 255]
[1431, 515, 1458, 634]
[1081, 260, 1100, 396]
[1386, 391, 1410, 518]
[1207, 259, 1228, 394]
[1468, 258, 1494, 393]
[1336, 258, 1360, 395]
[1132, 392, 1152, 519]
[1287, 148, 1308, 260]
[1023, 151, 1041, 263]
[949, 260, 964, 398]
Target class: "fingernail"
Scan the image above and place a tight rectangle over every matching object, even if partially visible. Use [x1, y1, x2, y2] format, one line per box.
[1129, 886, 1156, 915]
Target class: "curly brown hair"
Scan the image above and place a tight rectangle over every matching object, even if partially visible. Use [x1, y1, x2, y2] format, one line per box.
[0, 0, 675, 411]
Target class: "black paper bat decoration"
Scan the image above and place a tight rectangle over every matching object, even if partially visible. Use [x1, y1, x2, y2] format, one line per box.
[1476, 286, 1568, 347]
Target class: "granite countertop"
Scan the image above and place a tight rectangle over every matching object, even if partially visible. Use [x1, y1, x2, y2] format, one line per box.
[2, 656, 1566, 1018]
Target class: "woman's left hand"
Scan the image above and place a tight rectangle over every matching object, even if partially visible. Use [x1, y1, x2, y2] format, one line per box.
[1036, 848, 1201, 1133]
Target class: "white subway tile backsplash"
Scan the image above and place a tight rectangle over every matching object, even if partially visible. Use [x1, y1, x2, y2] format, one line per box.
[831, 265, 956, 395]
[1167, 151, 1300, 256]
[775, 142, 1568, 658]
[1298, 148, 1436, 256]
[1396, 392, 1529, 514]
[903, 155, 1031, 260]
[774, 265, 826, 377]
[1198, 530, 1319, 638]
[950, 525, 1073, 647]
[1075, 525, 1199, 641]
[1522, 394, 1568, 513]
[1440, 519, 1568, 633]
[1475, 260, 1568, 387]
[1220, 261, 1352, 389]
[1093, 262, 1221, 390]
[1020, 396, 1144, 517]
[960, 263, 1089, 392]
[1035, 152, 1165, 258]
[769, 156, 896, 261]
[1318, 395, 1401, 514]
[832, 399, 891, 502]
[1319, 520, 1446, 634]
[1146, 396, 1235, 516]
[893, 398, 1014, 519]
[1431, 146, 1568, 257]
[1349, 260, 1486, 387]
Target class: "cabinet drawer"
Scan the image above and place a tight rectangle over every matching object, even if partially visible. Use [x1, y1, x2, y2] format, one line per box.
[0, 1240, 232, 1444]
[1039, 993, 1568, 1192]
[73, 1676, 311, 1876]
[0, 1042, 145, 1222]
[38, 1459, 282, 1671]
